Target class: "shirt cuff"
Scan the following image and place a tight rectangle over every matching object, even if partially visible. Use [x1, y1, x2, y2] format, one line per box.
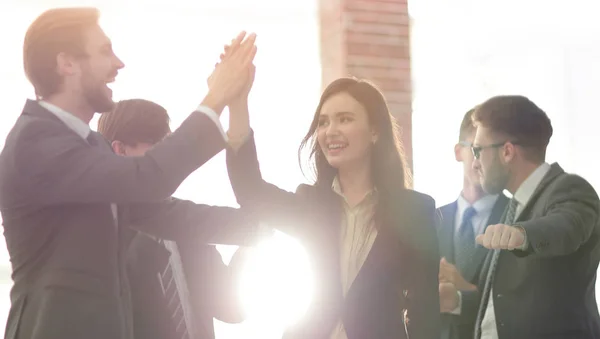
[449, 291, 462, 315]
[196, 104, 228, 142]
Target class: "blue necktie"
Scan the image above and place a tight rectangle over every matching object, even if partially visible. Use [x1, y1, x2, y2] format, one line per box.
[455, 206, 477, 273]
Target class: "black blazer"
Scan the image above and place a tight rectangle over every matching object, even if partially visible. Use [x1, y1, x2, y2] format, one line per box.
[226, 134, 440, 339]
[475, 163, 600, 339]
[127, 235, 246, 339]
[436, 195, 508, 339]
[0, 100, 257, 339]
[126, 235, 175, 339]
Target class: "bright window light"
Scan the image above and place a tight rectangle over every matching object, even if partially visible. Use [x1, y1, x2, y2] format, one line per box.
[238, 230, 313, 327]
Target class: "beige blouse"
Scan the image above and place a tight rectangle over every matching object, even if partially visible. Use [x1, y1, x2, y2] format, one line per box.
[329, 177, 379, 339]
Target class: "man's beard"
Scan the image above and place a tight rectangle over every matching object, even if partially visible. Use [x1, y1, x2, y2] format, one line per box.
[481, 160, 509, 195]
[84, 84, 114, 113]
[81, 72, 115, 114]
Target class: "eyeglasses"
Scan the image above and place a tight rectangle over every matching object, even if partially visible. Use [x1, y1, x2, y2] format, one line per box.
[471, 142, 515, 159]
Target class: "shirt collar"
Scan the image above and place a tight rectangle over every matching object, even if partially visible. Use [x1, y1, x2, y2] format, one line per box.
[456, 193, 499, 215]
[513, 162, 552, 206]
[332, 176, 377, 206]
[38, 101, 91, 140]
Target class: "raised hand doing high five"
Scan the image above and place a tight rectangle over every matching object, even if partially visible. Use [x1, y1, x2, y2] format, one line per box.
[204, 31, 257, 113]
[213, 41, 256, 104]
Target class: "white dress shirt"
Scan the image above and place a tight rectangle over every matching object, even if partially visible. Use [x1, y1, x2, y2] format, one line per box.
[38, 101, 91, 139]
[480, 162, 551, 339]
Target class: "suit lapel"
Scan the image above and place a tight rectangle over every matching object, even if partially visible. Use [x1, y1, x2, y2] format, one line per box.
[345, 189, 411, 300]
[23, 99, 59, 120]
[344, 228, 387, 298]
[87, 131, 112, 152]
[23, 99, 88, 141]
[85, 131, 139, 251]
[437, 202, 457, 263]
[342, 188, 396, 303]
[515, 163, 564, 222]
[488, 194, 509, 226]
[306, 186, 345, 335]
[120, 208, 138, 249]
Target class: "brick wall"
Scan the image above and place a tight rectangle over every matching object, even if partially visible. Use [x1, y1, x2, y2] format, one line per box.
[319, 0, 413, 176]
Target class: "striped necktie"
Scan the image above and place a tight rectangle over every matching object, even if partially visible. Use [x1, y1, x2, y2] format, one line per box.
[474, 198, 519, 338]
[159, 252, 189, 339]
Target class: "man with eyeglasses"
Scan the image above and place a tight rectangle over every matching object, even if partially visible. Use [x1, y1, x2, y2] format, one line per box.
[470, 95, 600, 339]
[437, 108, 508, 339]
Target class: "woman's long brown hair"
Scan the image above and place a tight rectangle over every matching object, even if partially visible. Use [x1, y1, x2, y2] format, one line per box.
[298, 77, 412, 231]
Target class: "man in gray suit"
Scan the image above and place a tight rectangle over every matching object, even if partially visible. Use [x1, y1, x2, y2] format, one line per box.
[0, 7, 258, 339]
[437, 108, 508, 339]
[471, 95, 600, 339]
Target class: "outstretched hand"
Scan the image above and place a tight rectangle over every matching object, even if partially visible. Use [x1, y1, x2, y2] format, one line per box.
[475, 224, 526, 250]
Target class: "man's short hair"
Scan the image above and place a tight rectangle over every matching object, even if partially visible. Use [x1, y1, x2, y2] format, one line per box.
[23, 7, 100, 98]
[458, 107, 477, 142]
[98, 99, 171, 146]
[472, 95, 553, 162]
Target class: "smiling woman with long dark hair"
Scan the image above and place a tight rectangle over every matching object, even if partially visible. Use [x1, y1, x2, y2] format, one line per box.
[226, 76, 440, 339]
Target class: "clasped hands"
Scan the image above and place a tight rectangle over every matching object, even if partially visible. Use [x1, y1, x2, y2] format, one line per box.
[439, 223, 527, 313]
[438, 258, 475, 313]
[204, 31, 257, 113]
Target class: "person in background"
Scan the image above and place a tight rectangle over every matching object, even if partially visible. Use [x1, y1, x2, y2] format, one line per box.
[472, 95, 600, 339]
[437, 108, 508, 339]
[98, 99, 252, 339]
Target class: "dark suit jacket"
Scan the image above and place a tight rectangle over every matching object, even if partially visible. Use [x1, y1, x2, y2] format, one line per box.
[226, 133, 440, 339]
[127, 235, 246, 339]
[475, 163, 600, 339]
[436, 195, 508, 339]
[126, 235, 174, 339]
[0, 100, 257, 339]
